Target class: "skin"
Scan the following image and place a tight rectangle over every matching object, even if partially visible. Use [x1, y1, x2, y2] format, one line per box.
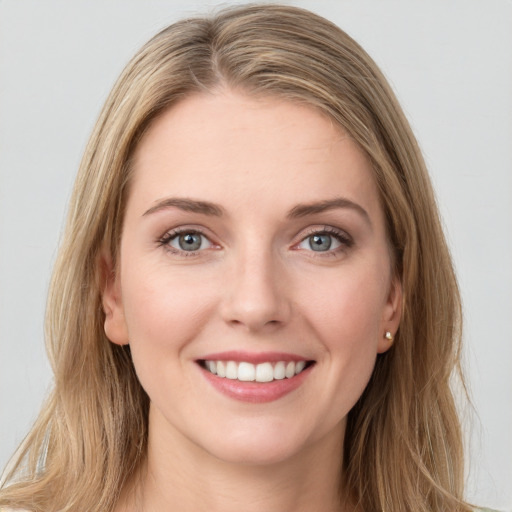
[103, 90, 401, 512]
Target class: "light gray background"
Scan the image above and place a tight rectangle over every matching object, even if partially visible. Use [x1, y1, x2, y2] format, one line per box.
[1, 1, 511, 509]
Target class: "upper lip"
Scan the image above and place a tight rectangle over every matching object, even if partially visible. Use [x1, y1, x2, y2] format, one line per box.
[198, 351, 313, 365]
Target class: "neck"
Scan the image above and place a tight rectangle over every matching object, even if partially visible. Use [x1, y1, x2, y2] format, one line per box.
[116, 407, 355, 512]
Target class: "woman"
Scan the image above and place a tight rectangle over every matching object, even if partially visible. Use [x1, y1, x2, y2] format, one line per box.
[0, 4, 491, 511]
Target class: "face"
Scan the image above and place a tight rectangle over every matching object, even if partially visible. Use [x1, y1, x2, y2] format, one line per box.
[103, 91, 401, 466]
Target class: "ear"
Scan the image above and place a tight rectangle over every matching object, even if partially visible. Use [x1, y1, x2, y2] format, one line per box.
[101, 251, 129, 346]
[377, 274, 402, 354]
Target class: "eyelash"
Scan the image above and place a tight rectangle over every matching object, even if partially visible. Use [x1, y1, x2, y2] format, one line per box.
[157, 225, 353, 257]
[295, 226, 353, 257]
[157, 227, 212, 257]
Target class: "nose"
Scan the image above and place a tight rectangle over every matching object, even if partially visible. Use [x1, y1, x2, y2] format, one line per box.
[220, 246, 292, 333]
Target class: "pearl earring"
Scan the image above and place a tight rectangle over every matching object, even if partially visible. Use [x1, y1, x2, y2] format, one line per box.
[385, 331, 394, 342]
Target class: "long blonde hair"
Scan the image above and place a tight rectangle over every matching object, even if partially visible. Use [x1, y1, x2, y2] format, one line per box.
[1, 5, 471, 511]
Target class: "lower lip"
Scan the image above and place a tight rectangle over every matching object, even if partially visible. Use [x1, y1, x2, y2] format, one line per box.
[199, 364, 313, 403]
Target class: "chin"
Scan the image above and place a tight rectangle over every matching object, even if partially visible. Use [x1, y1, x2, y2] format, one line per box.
[208, 438, 305, 466]
[196, 419, 325, 467]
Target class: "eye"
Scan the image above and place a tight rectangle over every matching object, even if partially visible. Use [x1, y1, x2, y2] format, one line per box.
[303, 233, 338, 252]
[296, 227, 352, 254]
[298, 233, 341, 252]
[160, 229, 213, 254]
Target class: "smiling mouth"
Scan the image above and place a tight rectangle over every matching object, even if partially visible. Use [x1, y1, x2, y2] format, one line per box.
[198, 359, 315, 383]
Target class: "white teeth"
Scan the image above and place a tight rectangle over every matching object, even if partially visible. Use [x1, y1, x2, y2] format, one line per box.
[203, 359, 310, 382]
[285, 361, 295, 378]
[226, 361, 238, 379]
[216, 361, 226, 378]
[255, 362, 274, 382]
[273, 361, 286, 380]
[238, 362, 255, 381]
[295, 360, 306, 375]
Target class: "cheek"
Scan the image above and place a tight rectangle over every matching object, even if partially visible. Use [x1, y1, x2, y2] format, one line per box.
[120, 265, 218, 366]
[283, 263, 388, 437]
[296, 261, 388, 398]
[297, 262, 387, 346]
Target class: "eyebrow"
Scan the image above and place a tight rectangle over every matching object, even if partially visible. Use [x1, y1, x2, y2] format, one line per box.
[143, 198, 225, 217]
[142, 196, 370, 225]
[287, 197, 371, 225]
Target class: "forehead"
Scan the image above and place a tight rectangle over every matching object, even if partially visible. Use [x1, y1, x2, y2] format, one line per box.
[129, 91, 382, 223]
